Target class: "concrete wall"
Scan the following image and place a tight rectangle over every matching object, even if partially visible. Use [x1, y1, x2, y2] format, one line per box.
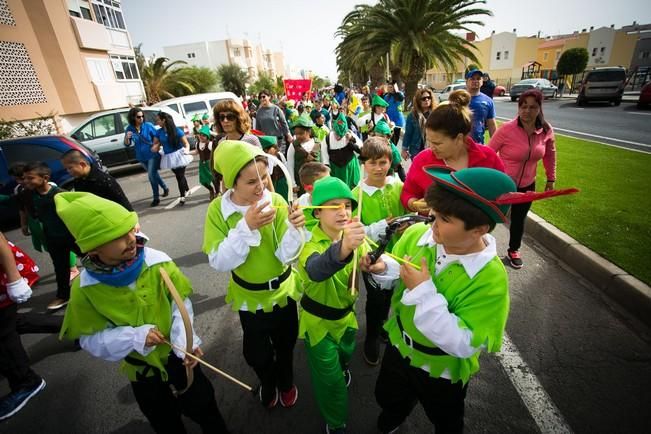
[490, 32, 516, 71]
[587, 27, 616, 67]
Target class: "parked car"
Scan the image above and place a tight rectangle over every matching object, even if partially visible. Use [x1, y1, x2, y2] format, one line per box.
[0, 135, 101, 227]
[69, 106, 188, 168]
[437, 83, 467, 102]
[510, 79, 558, 101]
[637, 81, 651, 109]
[576, 67, 627, 106]
[152, 92, 241, 125]
[494, 85, 506, 97]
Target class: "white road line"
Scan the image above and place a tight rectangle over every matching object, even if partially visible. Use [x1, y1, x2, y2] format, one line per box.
[164, 185, 202, 209]
[628, 112, 651, 116]
[495, 334, 573, 434]
[495, 116, 651, 150]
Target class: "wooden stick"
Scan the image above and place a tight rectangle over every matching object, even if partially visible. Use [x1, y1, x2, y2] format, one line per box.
[351, 165, 365, 296]
[365, 237, 422, 270]
[162, 338, 253, 391]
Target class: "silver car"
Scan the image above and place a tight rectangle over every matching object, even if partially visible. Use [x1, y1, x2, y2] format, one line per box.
[510, 79, 558, 101]
[437, 83, 467, 102]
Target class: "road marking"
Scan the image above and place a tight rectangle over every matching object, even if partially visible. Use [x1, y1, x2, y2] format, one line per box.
[495, 116, 651, 150]
[628, 112, 651, 116]
[164, 185, 201, 209]
[496, 334, 573, 434]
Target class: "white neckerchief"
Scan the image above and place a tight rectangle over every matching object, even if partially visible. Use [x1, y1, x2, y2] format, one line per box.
[361, 176, 399, 196]
[328, 131, 349, 150]
[220, 189, 273, 220]
[297, 139, 315, 153]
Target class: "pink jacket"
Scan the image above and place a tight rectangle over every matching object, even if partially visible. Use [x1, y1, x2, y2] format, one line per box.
[488, 118, 556, 188]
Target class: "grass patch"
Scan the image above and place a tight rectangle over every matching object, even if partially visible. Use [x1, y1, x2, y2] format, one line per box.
[530, 135, 651, 284]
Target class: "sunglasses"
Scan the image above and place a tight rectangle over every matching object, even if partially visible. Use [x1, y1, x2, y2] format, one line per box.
[219, 113, 237, 122]
[420, 95, 432, 101]
[258, 95, 268, 99]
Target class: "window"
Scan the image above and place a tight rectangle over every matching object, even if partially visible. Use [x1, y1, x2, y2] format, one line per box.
[110, 55, 139, 80]
[496, 51, 501, 60]
[2, 143, 63, 165]
[209, 98, 226, 109]
[592, 48, 598, 56]
[600, 47, 605, 54]
[166, 103, 180, 113]
[187, 53, 196, 59]
[233, 48, 240, 57]
[80, 6, 92, 19]
[504, 50, 509, 60]
[640, 51, 650, 59]
[69, 10, 81, 17]
[92, 1, 125, 30]
[183, 101, 209, 117]
[543, 52, 548, 61]
[91, 114, 118, 138]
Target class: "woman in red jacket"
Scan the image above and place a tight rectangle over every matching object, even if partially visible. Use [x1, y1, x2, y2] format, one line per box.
[400, 90, 505, 213]
[488, 89, 556, 269]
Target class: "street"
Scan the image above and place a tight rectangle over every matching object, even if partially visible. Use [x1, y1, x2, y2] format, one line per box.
[2, 163, 651, 434]
[493, 97, 651, 152]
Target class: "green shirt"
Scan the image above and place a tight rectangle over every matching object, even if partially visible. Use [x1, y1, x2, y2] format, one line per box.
[386, 223, 509, 384]
[59, 251, 191, 381]
[202, 192, 301, 312]
[352, 178, 405, 249]
[312, 125, 330, 144]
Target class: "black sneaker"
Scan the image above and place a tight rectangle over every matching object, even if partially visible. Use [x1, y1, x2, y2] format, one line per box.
[257, 384, 278, 409]
[150, 198, 160, 207]
[162, 188, 170, 197]
[343, 369, 351, 388]
[326, 424, 346, 433]
[0, 378, 46, 421]
[507, 250, 523, 269]
[363, 338, 380, 366]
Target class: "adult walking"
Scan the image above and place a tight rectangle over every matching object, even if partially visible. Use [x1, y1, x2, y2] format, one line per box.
[383, 82, 405, 146]
[488, 89, 556, 269]
[152, 111, 192, 205]
[400, 90, 504, 213]
[255, 89, 292, 153]
[402, 88, 436, 159]
[124, 108, 168, 206]
[466, 69, 496, 144]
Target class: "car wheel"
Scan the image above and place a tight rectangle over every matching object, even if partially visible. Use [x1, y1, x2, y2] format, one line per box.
[638, 102, 645, 109]
[510, 96, 517, 102]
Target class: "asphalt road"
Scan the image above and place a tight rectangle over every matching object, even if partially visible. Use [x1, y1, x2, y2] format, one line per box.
[493, 97, 651, 153]
[2, 163, 650, 434]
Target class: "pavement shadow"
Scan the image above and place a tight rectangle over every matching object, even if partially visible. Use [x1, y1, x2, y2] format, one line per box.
[110, 420, 155, 434]
[173, 251, 208, 268]
[192, 294, 227, 315]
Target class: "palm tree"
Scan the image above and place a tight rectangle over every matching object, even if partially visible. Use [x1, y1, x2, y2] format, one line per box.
[141, 57, 195, 103]
[216, 64, 249, 98]
[336, 0, 491, 103]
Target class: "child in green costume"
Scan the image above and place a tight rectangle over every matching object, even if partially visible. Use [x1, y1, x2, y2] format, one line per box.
[371, 120, 405, 181]
[57, 192, 227, 434]
[203, 140, 308, 409]
[260, 135, 289, 200]
[296, 162, 330, 232]
[351, 137, 406, 366]
[325, 112, 363, 189]
[196, 125, 218, 200]
[311, 111, 330, 145]
[297, 176, 369, 434]
[364, 166, 517, 433]
[287, 113, 328, 195]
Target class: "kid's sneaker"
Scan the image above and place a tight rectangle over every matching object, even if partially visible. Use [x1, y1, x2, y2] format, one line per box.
[279, 384, 298, 407]
[507, 250, 523, 269]
[258, 384, 278, 409]
[0, 378, 46, 421]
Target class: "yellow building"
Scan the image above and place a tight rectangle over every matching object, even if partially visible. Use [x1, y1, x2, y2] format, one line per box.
[0, 0, 145, 131]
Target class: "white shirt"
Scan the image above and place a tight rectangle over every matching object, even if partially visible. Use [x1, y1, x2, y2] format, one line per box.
[286, 139, 328, 182]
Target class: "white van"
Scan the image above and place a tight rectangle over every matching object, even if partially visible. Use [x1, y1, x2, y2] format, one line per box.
[152, 92, 241, 124]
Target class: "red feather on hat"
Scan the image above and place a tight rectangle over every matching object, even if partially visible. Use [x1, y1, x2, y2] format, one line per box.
[250, 129, 264, 136]
[494, 188, 580, 205]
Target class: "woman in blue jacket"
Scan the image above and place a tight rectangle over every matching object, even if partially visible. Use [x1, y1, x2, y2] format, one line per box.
[402, 88, 436, 159]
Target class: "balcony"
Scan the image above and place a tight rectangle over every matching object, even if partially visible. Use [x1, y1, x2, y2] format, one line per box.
[70, 16, 110, 51]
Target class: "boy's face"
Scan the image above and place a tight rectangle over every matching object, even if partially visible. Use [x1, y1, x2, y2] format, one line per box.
[90, 227, 137, 265]
[364, 156, 391, 183]
[431, 210, 485, 253]
[294, 127, 310, 143]
[198, 134, 210, 143]
[232, 160, 267, 204]
[373, 106, 386, 115]
[62, 159, 90, 178]
[22, 170, 48, 190]
[12, 174, 25, 186]
[315, 199, 351, 232]
[265, 146, 278, 156]
[315, 115, 325, 126]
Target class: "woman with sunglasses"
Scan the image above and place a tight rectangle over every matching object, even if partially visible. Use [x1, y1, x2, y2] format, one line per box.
[402, 88, 437, 160]
[152, 111, 192, 205]
[124, 108, 169, 206]
[254, 89, 293, 153]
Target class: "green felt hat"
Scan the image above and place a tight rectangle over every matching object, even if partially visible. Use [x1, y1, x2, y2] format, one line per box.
[213, 140, 266, 188]
[374, 119, 392, 136]
[54, 192, 138, 253]
[423, 166, 516, 223]
[191, 114, 201, 123]
[293, 113, 314, 129]
[201, 113, 210, 120]
[198, 125, 211, 137]
[259, 135, 278, 150]
[371, 94, 388, 108]
[311, 176, 357, 212]
[286, 99, 295, 108]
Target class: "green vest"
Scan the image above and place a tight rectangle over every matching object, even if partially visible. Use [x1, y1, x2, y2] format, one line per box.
[386, 224, 509, 384]
[292, 141, 321, 186]
[202, 192, 301, 312]
[59, 257, 191, 381]
[312, 125, 329, 144]
[352, 180, 406, 250]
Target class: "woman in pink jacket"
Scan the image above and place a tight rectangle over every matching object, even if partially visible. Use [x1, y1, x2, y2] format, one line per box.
[488, 89, 557, 269]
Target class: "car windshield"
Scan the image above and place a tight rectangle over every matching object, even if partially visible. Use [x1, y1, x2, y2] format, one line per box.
[587, 71, 626, 82]
[518, 80, 538, 85]
[183, 101, 209, 117]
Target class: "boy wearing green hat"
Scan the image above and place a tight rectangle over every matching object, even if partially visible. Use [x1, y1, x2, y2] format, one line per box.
[197, 125, 218, 200]
[311, 111, 330, 145]
[287, 114, 327, 195]
[325, 112, 363, 189]
[56, 192, 227, 433]
[260, 135, 289, 199]
[203, 140, 308, 409]
[357, 95, 392, 141]
[363, 166, 517, 433]
[297, 176, 369, 434]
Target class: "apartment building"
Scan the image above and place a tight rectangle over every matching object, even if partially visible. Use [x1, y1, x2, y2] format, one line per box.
[163, 39, 287, 81]
[0, 0, 145, 131]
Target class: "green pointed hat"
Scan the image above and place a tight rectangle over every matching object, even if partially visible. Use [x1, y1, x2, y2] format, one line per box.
[198, 125, 211, 137]
[373, 119, 392, 136]
[54, 192, 138, 253]
[286, 99, 296, 108]
[213, 140, 266, 188]
[201, 113, 210, 121]
[259, 135, 278, 150]
[371, 94, 389, 108]
[311, 176, 357, 211]
[191, 114, 201, 123]
[293, 113, 314, 129]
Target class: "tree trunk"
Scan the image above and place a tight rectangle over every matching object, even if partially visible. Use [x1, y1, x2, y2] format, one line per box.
[404, 57, 425, 110]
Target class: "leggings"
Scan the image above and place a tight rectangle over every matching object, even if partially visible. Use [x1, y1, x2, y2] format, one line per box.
[171, 166, 189, 197]
[508, 182, 535, 252]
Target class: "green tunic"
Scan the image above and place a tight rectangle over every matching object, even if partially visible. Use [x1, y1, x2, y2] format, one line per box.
[59, 253, 191, 382]
[202, 192, 301, 312]
[386, 224, 509, 384]
[352, 179, 406, 250]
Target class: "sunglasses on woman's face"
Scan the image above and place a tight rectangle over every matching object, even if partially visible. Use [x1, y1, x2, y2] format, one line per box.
[259, 95, 267, 99]
[420, 95, 432, 101]
[219, 113, 237, 122]
[135, 115, 144, 119]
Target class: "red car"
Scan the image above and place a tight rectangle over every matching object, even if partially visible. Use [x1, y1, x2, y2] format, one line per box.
[637, 82, 651, 109]
[494, 85, 506, 97]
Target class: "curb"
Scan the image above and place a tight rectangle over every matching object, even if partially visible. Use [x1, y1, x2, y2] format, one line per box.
[525, 212, 651, 327]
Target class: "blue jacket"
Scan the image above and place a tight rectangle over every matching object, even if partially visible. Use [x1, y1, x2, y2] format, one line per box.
[384, 92, 405, 128]
[125, 122, 158, 162]
[402, 112, 424, 159]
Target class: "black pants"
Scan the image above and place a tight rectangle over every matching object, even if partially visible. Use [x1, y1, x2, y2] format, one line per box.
[16, 313, 62, 334]
[171, 166, 189, 197]
[375, 345, 468, 433]
[45, 235, 74, 300]
[0, 304, 42, 393]
[508, 182, 535, 252]
[391, 126, 402, 148]
[130, 355, 228, 434]
[237, 298, 298, 393]
[363, 272, 392, 343]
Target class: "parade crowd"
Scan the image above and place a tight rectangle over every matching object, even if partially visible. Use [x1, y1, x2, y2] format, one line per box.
[0, 68, 566, 434]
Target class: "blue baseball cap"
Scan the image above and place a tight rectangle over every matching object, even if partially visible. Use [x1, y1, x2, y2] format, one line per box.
[465, 69, 484, 79]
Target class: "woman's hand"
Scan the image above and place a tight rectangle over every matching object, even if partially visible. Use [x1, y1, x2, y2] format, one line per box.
[244, 200, 276, 230]
[408, 198, 430, 213]
[288, 204, 305, 229]
[400, 257, 430, 290]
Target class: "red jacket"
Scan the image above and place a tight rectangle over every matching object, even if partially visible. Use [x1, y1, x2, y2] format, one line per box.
[400, 136, 505, 210]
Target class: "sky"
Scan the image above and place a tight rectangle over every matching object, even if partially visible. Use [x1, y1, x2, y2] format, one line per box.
[122, 0, 651, 81]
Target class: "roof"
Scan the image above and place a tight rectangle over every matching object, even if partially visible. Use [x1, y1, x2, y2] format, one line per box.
[539, 37, 576, 49]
